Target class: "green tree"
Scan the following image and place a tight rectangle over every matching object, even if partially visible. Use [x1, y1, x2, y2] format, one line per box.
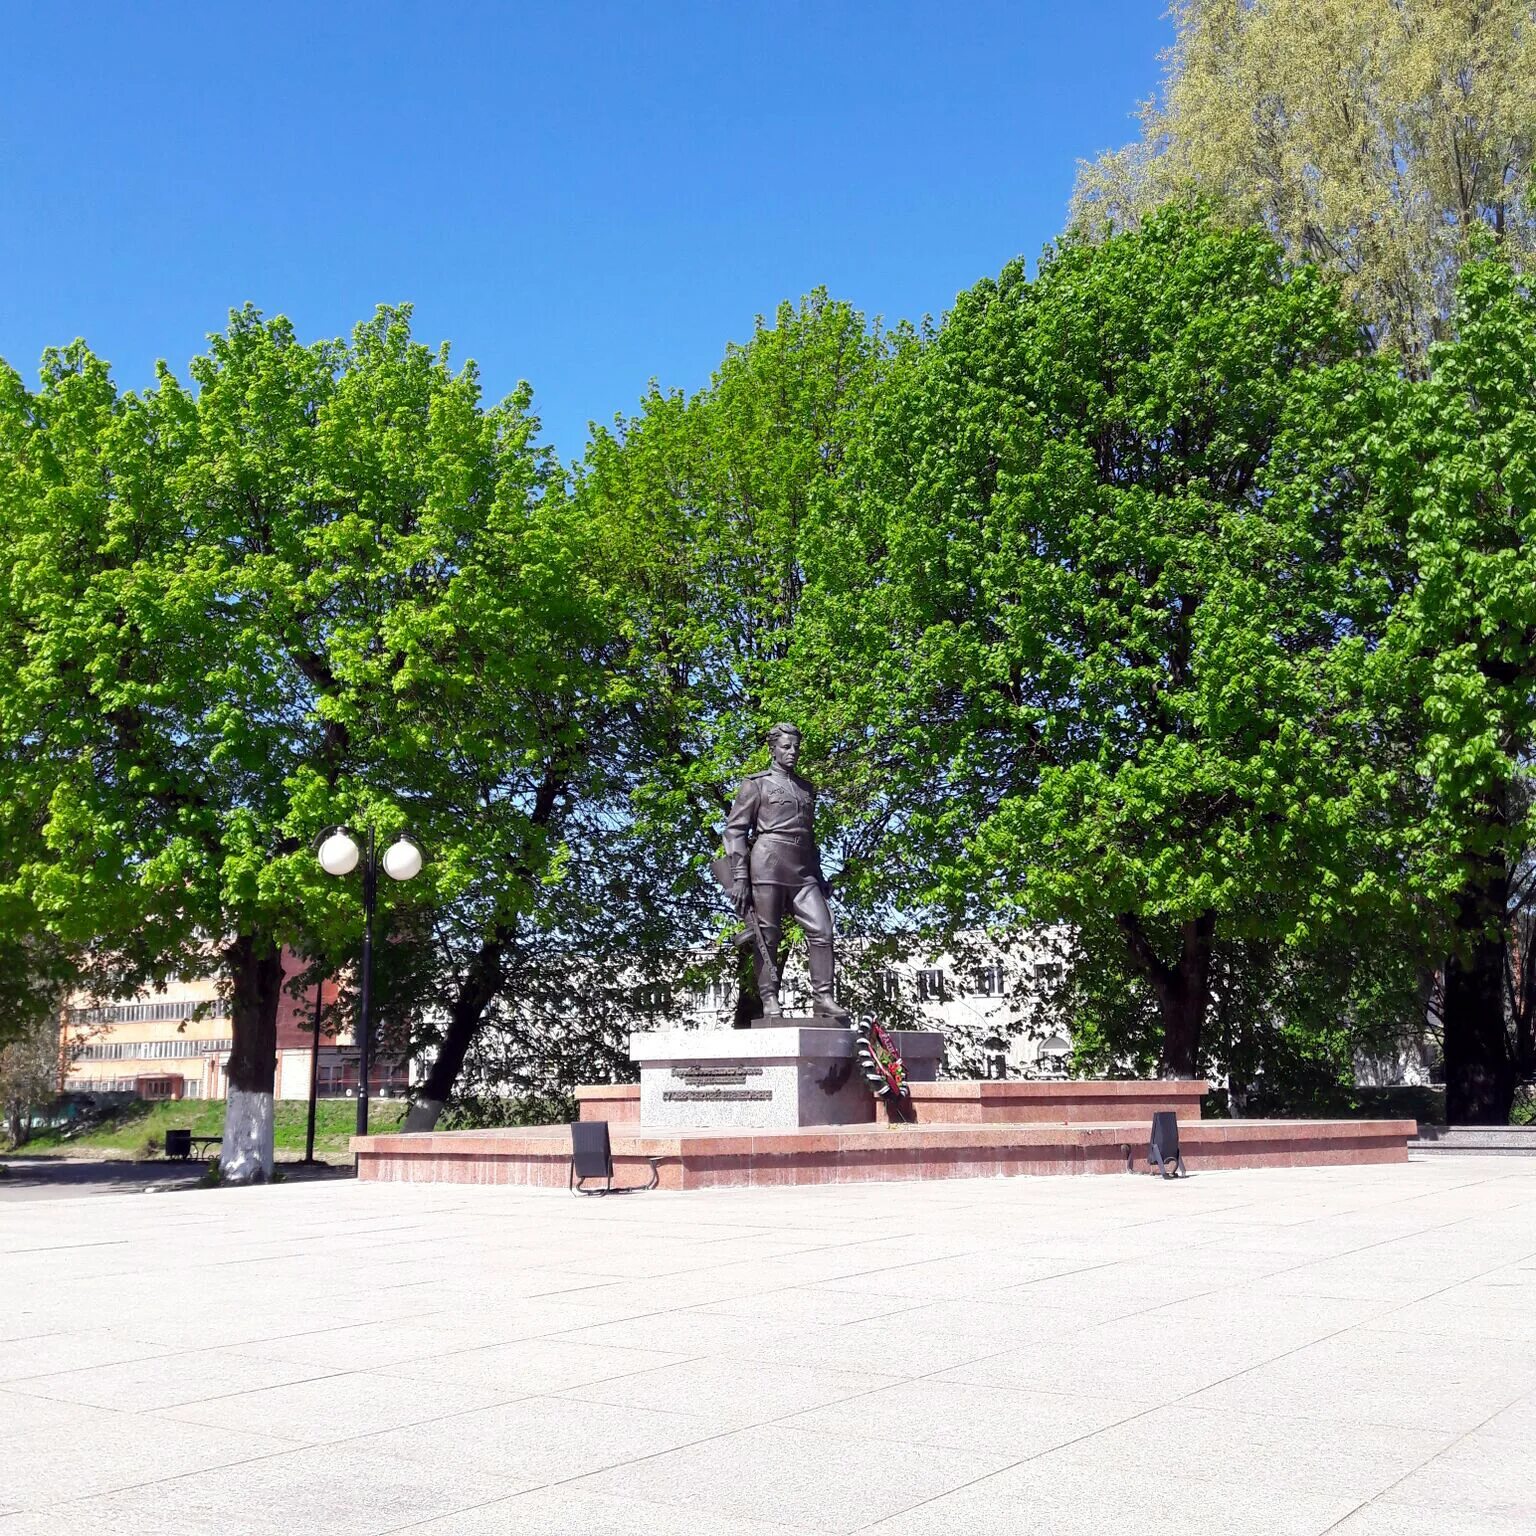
[371, 463, 636, 1132]
[798, 209, 1385, 1077]
[0, 342, 204, 1030]
[1063, 917, 1432, 1112]
[0, 307, 582, 1173]
[1072, 0, 1536, 357]
[575, 291, 909, 1019]
[0, 364, 79, 1053]
[1359, 245, 1536, 1120]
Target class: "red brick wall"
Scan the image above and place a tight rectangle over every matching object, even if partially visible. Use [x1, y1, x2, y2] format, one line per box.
[275, 950, 342, 1050]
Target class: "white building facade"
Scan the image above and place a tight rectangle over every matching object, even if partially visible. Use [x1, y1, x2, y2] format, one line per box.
[677, 929, 1073, 1079]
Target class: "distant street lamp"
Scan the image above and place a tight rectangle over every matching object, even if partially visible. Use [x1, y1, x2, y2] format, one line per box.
[316, 826, 425, 1136]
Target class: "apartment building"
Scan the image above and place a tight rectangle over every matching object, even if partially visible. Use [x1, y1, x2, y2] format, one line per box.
[65, 974, 232, 1100]
[60, 951, 406, 1102]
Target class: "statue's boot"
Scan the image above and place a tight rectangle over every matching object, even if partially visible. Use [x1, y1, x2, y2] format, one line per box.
[807, 941, 848, 1020]
[760, 991, 783, 1018]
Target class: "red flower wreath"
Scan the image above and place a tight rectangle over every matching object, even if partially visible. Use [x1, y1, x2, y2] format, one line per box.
[855, 1019, 910, 1099]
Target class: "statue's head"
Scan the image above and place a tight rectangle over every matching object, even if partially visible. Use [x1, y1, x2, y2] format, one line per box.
[766, 722, 802, 770]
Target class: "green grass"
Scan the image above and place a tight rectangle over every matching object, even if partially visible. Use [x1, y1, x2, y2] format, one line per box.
[19, 1098, 409, 1162]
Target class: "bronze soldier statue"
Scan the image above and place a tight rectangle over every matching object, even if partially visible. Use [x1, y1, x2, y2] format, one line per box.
[721, 723, 846, 1020]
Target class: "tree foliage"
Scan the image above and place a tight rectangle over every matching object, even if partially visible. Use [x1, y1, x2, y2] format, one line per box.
[9, 193, 1536, 1132]
[796, 208, 1388, 1078]
[0, 1004, 65, 1149]
[1357, 242, 1536, 1119]
[573, 292, 912, 1022]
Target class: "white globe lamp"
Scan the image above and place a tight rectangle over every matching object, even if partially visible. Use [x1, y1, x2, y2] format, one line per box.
[317, 829, 361, 877]
[382, 837, 424, 882]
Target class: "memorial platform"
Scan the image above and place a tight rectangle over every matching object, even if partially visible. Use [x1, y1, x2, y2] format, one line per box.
[355, 1034, 1414, 1190]
[576, 1075, 1210, 1127]
[353, 1110, 1416, 1190]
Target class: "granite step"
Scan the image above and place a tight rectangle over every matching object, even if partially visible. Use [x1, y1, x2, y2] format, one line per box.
[1410, 1124, 1536, 1154]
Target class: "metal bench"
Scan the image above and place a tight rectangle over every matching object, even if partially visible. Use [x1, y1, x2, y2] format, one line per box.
[569, 1121, 659, 1195]
[165, 1129, 222, 1162]
[1147, 1111, 1187, 1178]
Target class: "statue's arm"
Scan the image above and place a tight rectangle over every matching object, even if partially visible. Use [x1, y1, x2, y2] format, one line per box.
[723, 778, 758, 913]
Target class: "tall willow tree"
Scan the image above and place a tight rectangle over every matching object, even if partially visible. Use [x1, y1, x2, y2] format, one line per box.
[1072, 0, 1536, 356]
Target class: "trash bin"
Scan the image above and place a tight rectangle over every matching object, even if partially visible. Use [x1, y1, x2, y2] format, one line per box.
[165, 1128, 192, 1160]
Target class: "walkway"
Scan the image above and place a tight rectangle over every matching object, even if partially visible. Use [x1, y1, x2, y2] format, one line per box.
[1, 1157, 1532, 1533]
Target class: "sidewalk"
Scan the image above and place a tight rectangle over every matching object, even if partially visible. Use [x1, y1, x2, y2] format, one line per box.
[1, 1157, 1533, 1534]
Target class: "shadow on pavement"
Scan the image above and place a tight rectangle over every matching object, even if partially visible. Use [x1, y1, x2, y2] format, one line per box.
[0, 1156, 353, 1201]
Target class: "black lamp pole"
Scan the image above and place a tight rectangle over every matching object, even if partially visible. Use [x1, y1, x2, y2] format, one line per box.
[302, 973, 324, 1163]
[318, 822, 420, 1145]
[357, 827, 376, 1139]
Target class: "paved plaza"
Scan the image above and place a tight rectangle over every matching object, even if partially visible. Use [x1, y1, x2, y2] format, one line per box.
[1, 1157, 1533, 1535]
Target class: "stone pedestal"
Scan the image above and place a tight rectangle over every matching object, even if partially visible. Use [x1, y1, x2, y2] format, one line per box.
[630, 1023, 944, 1131]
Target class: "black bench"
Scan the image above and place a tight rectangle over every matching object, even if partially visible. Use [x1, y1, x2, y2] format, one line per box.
[1147, 1111, 1186, 1178]
[569, 1121, 659, 1195]
[165, 1129, 222, 1161]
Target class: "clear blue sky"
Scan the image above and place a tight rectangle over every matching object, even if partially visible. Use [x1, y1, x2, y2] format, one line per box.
[0, 1, 1169, 462]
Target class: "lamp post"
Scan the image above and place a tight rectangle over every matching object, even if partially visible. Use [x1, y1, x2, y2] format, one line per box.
[302, 973, 324, 1164]
[316, 826, 425, 1137]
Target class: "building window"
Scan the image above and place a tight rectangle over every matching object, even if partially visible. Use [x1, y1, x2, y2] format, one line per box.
[76, 1037, 232, 1062]
[875, 970, 901, 1001]
[1038, 1034, 1071, 1075]
[66, 1076, 146, 1094]
[318, 1058, 356, 1096]
[916, 969, 945, 1003]
[70, 999, 206, 1026]
[974, 964, 1004, 997]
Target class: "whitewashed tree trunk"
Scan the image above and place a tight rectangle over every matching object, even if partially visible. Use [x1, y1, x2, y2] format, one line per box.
[220, 933, 286, 1183]
[403, 1098, 446, 1133]
[221, 1087, 274, 1183]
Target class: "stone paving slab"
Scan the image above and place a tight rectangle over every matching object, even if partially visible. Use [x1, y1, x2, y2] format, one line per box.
[0, 1156, 1533, 1533]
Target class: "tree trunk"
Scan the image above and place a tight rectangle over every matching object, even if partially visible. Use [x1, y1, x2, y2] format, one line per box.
[1444, 867, 1515, 1124]
[1511, 916, 1536, 1083]
[402, 935, 506, 1133]
[220, 931, 286, 1182]
[1218, 981, 1248, 1117]
[404, 765, 568, 1132]
[1157, 981, 1208, 1080]
[1117, 911, 1216, 1080]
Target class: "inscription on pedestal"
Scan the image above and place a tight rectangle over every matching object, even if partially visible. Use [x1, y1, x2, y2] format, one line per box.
[663, 1089, 774, 1102]
[671, 1065, 763, 1087]
[664, 1065, 772, 1103]
[633, 1026, 944, 1130]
